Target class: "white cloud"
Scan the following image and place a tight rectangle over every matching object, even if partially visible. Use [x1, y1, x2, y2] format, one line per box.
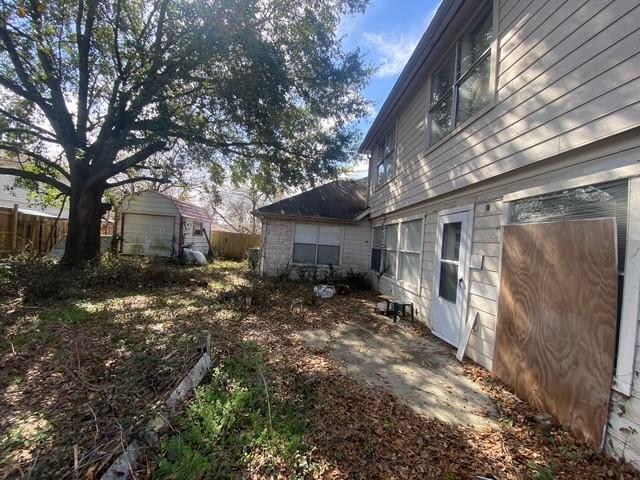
[362, 1, 443, 78]
[341, 154, 370, 180]
[363, 31, 419, 77]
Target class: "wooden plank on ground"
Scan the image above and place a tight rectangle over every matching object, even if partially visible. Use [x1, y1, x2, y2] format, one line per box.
[493, 219, 617, 450]
[456, 311, 478, 362]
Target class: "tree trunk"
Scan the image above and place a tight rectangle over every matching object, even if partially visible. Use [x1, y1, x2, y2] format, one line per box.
[61, 184, 105, 267]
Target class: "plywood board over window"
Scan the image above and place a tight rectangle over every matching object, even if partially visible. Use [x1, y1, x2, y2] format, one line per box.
[493, 219, 618, 450]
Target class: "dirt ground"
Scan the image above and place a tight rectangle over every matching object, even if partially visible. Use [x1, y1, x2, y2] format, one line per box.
[1, 259, 638, 479]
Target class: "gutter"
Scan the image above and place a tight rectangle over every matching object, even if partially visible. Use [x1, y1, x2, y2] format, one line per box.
[251, 211, 366, 224]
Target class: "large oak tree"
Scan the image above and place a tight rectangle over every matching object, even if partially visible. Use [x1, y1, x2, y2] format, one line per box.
[0, 0, 370, 266]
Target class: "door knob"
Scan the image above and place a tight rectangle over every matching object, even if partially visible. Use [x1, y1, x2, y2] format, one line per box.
[458, 277, 464, 287]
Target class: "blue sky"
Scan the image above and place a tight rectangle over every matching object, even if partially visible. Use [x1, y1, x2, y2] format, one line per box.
[339, 0, 442, 176]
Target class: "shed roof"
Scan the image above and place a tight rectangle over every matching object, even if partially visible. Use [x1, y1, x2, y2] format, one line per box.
[139, 190, 211, 222]
[254, 179, 368, 221]
[171, 197, 212, 222]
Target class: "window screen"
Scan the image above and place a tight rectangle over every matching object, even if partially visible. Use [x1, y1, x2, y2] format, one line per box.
[398, 219, 423, 286]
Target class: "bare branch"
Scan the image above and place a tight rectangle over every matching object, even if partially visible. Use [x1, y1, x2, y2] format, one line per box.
[76, 0, 97, 141]
[85, 141, 166, 187]
[106, 176, 170, 189]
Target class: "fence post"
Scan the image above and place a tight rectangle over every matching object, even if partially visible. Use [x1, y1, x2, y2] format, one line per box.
[10, 203, 18, 252]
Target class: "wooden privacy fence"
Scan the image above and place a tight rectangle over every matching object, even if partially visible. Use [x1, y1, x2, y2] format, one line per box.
[210, 231, 260, 260]
[0, 204, 113, 255]
[0, 204, 69, 254]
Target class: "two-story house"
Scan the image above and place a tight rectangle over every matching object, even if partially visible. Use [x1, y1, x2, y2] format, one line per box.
[255, 0, 640, 467]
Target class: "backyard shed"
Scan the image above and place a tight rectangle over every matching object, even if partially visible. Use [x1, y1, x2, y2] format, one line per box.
[120, 190, 211, 258]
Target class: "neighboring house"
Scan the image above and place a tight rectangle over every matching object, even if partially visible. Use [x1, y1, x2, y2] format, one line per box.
[253, 179, 371, 277]
[255, 0, 640, 468]
[120, 190, 211, 257]
[0, 158, 69, 218]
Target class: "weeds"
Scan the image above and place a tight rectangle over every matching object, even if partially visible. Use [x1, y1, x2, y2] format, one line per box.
[2, 252, 213, 301]
[155, 343, 314, 479]
[528, 461, 556, 479]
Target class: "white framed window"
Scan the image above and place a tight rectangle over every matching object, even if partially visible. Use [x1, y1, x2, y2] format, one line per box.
[193, 221, 204, 236]
[428, 2, 494, 145]
[293, 224, 342, 266]
[371, 226, 384, 272]
[373, 218, 424, 289]
[384, 223, 399, 277]
[398, 219, 423, 287]
[376, 125, 396, 187]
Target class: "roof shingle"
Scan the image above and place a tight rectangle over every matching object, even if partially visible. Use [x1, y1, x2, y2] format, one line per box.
[254, 179, 368, 221]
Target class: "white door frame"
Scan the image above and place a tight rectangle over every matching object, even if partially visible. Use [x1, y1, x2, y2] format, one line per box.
[431, 204, 475, 347]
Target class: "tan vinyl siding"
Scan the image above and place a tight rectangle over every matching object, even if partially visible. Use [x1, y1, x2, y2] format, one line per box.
[370, 130, 640, 372]
[369, 0, 640, 218]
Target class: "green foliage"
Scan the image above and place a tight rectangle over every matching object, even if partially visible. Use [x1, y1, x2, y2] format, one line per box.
[2, 252, 207, 301]
[156, 344, 313, 479]
[0, 0, 371, 198]
[528, 461, 556, 480]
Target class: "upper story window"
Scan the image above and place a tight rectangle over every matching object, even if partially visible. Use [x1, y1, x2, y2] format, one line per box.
[429, 4, 494, 145]
[376, 125, 396, 187]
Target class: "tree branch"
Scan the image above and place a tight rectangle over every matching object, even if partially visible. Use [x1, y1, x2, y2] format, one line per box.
[0, 167, 70, 194]
[85, 141, 166, 187]
[76, 0, 97, 142]
[0, 143, 71, 180]
[105, 176, 171, 189]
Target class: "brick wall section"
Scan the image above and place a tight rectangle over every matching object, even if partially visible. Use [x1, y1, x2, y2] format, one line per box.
[260, 218, 371, 277]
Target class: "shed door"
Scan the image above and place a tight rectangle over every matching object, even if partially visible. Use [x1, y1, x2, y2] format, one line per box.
[122, 214, 175, 257]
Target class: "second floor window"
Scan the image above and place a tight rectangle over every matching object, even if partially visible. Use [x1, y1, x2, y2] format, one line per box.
[429, 4, 493, 145]
[376, 126, 396, 187]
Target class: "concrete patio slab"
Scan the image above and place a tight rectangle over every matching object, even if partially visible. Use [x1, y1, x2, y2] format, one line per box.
[298, 320, 499, 430]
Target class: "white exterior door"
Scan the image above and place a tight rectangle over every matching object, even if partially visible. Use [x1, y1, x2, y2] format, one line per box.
[432, 209, 473, 347]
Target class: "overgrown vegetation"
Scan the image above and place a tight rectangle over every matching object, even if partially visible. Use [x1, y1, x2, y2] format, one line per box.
[2, 257, 637, 479]
[156, 343, 315, 479]
[274, 262, 371, 291]
[1, 252, 217, 301]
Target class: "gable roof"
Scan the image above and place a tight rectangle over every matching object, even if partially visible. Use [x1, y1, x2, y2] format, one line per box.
[254, 179, 368, 221]
[136, 190, 211, 222]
